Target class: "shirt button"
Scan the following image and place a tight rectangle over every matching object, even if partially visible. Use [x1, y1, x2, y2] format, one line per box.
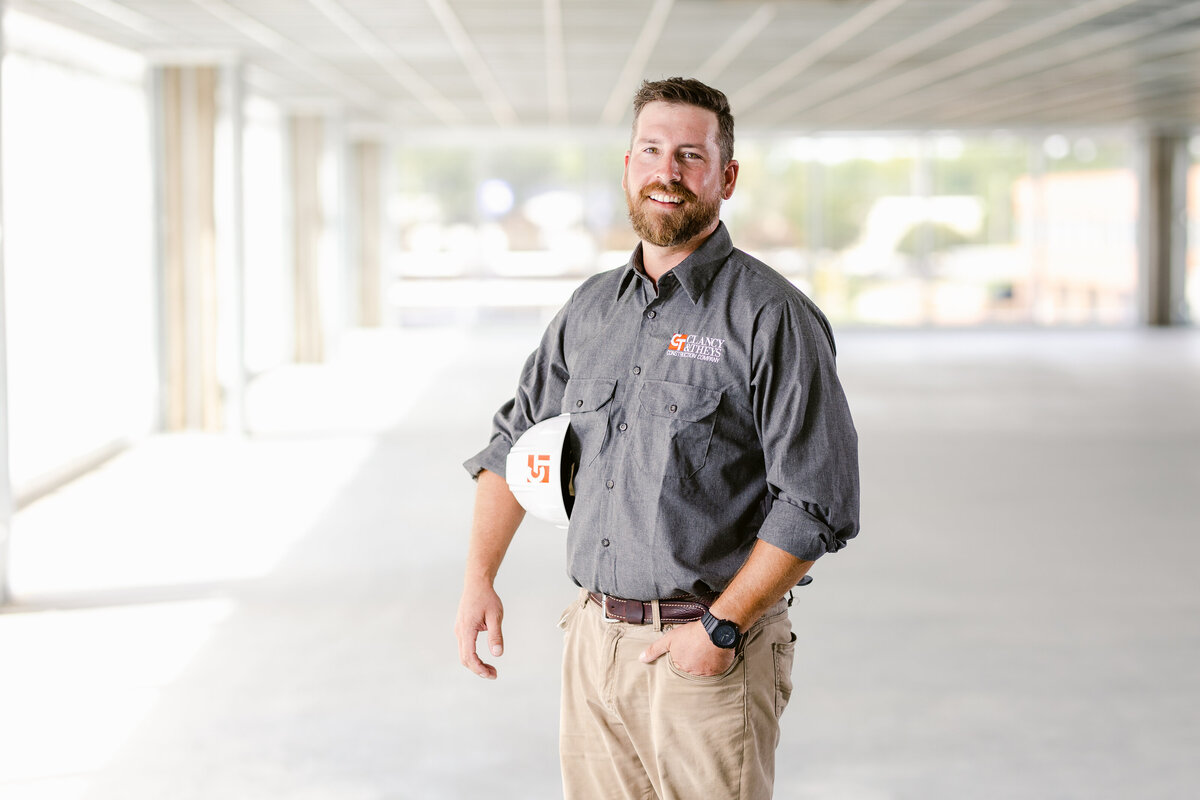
[618, 422, 628, 432]
[576, 399, 583, 407]
[632, 366, 641, 375]
[646, 310, 656, 319]
[601, 538, 610, 547]
[606, 480, 614, 489]
[669, 404, 677, 413]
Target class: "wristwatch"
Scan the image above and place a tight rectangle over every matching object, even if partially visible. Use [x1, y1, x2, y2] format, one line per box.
[700, 609, 742, 650]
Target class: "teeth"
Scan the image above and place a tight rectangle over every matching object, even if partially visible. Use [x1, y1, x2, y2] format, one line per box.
[649, 193, 683, 204]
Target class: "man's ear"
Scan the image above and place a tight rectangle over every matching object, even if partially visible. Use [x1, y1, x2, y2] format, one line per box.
[722, 159, 739, 200]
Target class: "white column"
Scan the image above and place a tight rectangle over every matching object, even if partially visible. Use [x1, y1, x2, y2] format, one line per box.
[218, 60, 247, 432]
[1138, 129, 1190, 326]
[0, 0, 13, 604]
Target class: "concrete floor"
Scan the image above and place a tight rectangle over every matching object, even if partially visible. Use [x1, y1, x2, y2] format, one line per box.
[2, 325, 1199, 800]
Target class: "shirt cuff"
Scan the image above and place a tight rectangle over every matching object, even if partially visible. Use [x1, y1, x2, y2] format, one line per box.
[756, 499, 841, 562]
[462, 435, 512, 480]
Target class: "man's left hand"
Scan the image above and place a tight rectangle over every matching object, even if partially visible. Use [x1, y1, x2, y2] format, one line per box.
[640, 621, 735, 677]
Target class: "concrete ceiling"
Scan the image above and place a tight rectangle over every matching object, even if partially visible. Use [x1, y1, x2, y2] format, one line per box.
[11, 0, 1200, 132]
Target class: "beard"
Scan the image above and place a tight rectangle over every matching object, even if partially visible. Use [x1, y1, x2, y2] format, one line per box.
[626, 181, 722, 248]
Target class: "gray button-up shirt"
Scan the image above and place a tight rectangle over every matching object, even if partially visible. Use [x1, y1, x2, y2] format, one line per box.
[465, 223, 859, 600]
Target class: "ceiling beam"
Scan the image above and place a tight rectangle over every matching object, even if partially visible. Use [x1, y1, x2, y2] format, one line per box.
[64, 0, 165, 38]
[809, 0, 1141, 126]
[544, 0, 569, 124]
[188, 0, 381, 114]
[732, 0, 908, 111]
[693, 3, 775, 86]
[866, 0, 1200, 127]
[304, 0, 463, 126]
[425, 0, 517, 126]
[930, 29, 1200, 126]
[601, 0, 674, 126]
[761, 0, 1009, 124]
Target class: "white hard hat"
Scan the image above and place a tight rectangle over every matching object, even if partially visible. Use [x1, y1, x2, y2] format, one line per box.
[505, 413, 577, 529]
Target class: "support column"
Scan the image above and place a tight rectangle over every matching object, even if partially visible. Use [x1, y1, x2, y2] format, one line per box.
[1139, 130, 1189, 326]
[0, 0, 12, 605]
[353, 140, 384, 327]
[219, 61, 247, 432]
[160, 65, 222, 429]
[291, 115, 325, 362]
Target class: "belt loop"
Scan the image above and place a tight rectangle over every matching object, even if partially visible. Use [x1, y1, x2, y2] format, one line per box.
[651, 599, 662, 632]
[579, 587, 590, 608]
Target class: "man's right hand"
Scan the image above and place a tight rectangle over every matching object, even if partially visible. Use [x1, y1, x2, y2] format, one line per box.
[455, 578, 505, 679]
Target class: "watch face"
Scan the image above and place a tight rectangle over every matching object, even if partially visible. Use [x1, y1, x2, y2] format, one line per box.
[713, 622, 739, 649]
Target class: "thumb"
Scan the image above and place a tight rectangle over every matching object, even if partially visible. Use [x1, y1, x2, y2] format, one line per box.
[486, 606, 504, 657]
[640, 631, 671, 664]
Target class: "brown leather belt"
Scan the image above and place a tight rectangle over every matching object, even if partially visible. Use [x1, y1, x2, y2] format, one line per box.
[587, 592, 715, 625]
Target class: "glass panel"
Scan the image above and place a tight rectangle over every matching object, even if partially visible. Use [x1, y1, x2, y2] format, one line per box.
[2, 49, 155, 491]
[1034, 133, 1138, 324]
[387, 129, 1140, 328]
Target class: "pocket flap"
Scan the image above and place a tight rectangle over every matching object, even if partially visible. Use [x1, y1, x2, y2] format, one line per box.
[561, 378, 617, 413]
[638, 381, 721, 422]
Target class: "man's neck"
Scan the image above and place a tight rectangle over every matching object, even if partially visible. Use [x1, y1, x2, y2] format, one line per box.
[640, 220, 719, 286]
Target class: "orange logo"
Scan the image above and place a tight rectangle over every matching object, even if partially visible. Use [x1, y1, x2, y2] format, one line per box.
[668, 333, 689, 351]
[527, 454, 551, 483]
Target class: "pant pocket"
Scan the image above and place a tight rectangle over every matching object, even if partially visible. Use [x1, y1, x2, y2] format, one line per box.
[772, 633, 797, 717]
[666, 651, 742, 683]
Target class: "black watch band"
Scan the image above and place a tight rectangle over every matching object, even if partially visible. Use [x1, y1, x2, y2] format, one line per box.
[701, 609, 742, 649]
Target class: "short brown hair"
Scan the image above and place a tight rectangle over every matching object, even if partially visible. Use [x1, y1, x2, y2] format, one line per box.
[632, 77, 735, 165]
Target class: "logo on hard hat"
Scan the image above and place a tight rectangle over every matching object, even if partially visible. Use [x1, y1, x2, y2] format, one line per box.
[527, 454, 551, 483]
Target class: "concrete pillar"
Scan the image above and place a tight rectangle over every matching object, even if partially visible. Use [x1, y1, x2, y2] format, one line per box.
[0, 0, 12, 605]
[219, 61, 247, 432]
[291, 115, 325, 362]
[159, 65, 222, 429]
[1139, 130, 1189, 326]
[353, 140, 384, 327]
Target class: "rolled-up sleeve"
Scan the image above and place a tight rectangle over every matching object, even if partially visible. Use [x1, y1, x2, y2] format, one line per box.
[462, 298, 573, 480]
[751, 298, 860, 561]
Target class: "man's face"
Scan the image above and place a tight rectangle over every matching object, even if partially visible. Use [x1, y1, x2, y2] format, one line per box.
[623, 101, 738, 249]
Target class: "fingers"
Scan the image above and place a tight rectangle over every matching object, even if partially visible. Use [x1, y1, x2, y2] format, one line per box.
[456, 625, 498, 679]
[455, 583, 506, 679]
[639, 630, 672, 664]
[485, 606, 504, 657]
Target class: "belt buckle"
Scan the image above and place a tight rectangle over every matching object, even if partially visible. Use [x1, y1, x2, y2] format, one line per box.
[600, 594, 621, 623]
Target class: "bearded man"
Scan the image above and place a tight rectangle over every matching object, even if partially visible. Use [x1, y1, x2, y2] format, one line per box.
[456, 77, 861, 800]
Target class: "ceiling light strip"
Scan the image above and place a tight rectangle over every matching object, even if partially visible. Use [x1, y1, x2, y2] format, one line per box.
[425, 0, 517, 126]
[733, 0, 908, 110]
[601, 0, 674, 125]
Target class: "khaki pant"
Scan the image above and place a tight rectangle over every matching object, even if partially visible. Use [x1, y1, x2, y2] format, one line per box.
[558, 590, 796, 800]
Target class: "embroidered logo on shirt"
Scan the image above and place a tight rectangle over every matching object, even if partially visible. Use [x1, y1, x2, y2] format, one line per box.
[667, 333, 725, 363]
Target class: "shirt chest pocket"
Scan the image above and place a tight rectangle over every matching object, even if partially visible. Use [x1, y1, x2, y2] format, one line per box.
[561, 377, 617, 466]
[636, 380, 722, 479]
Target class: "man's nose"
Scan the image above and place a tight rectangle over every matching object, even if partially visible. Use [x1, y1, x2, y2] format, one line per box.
[655, 155, 681, 185]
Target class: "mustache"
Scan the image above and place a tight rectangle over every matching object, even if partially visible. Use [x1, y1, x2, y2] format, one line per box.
[639, 182, 698, 203]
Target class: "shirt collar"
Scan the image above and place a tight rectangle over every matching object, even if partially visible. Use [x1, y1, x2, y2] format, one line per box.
[616, 222, 733, 304]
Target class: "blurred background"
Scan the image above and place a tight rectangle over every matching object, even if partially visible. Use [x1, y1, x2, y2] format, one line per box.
[0, 2, 1197, 798]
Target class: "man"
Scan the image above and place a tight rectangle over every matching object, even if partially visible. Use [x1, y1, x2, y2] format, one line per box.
[455, 77, 859, 799]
